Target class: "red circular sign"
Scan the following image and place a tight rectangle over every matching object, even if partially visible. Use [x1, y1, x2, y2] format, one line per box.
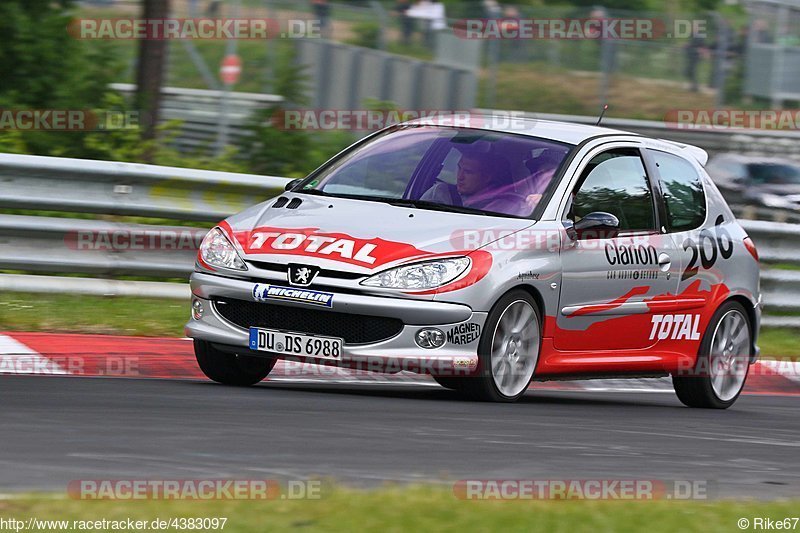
[220, 54, 242, 85]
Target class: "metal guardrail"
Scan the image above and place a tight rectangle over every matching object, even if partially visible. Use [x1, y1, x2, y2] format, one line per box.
[0, 273, 190, 300]
[731, 204, 800, 225]
[739, 220, 800, 265]
[1, 153, 800, 328]
[0, 215, 203, 277]
[0, 153, 289, 221]
[0, 153, 289, 300]
[110, 83, 283, 153]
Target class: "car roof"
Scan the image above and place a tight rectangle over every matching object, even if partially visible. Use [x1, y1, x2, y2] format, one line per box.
[400, 114, 710, 165]
[401, 114, 636, 145]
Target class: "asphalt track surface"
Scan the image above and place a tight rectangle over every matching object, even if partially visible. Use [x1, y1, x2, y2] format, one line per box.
[1, 375, 799, 499]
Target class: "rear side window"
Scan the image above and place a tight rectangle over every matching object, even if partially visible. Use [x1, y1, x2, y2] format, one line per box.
[649, 150, 706, 232]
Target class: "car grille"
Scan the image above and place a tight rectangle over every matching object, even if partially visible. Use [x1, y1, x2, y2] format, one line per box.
[246, 260, 365, 280]
[213, 298, 404, 345]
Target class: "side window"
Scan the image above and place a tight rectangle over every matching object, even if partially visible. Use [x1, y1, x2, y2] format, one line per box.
[569, 148, 656, 232]
[648, 149, 706, 232]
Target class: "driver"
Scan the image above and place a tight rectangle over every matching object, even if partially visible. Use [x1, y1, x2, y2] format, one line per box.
[421, 153, 521, 213]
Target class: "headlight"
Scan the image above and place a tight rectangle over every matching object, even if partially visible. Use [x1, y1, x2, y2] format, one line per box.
[361, 257, 470, 290]
[198, 227, 247, 271]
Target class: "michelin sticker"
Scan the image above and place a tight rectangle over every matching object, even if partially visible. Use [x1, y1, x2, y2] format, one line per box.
[253, 283, 334, 308]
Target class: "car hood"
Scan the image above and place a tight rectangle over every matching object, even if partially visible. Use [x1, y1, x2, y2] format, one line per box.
[221, 194, 535, 273]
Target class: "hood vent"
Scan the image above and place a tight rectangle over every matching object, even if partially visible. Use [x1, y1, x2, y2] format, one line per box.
[272, 197, 289, 208]
[286, 198, 303, 209]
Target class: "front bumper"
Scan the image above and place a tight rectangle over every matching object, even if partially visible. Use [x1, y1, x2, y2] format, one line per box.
[185, 272, 486, 374]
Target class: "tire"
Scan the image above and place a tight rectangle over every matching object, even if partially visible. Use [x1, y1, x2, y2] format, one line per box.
[464, 290, 542, 402]
[672, 301, 752, 409]
[194, 340, 276, 386]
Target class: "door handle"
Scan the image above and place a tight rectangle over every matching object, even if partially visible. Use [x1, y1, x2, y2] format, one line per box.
[657, 253, 671, 272]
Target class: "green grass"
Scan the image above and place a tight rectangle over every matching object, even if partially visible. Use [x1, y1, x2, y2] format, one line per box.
[765, 262, 800, 271]
[480, 62, 719, 120]
[758, 328, 800, 360]
[0, 486, 798, 532]
[1, 291, 798, 359]
[0, 292, 188, 337]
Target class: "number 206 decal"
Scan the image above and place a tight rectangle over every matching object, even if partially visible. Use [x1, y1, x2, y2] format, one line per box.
[681, 215, 733, 281]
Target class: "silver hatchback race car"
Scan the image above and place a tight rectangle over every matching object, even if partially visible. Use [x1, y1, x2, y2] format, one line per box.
[186, 117, 761, 408]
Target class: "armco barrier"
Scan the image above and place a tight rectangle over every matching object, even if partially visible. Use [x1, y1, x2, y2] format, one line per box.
[0, 153, 290, 221]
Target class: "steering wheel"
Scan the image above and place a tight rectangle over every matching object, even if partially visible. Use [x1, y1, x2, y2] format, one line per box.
[490, 191, 531, 215]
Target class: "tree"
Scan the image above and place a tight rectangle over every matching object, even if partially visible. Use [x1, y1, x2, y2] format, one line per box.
[135, 0, 171, 145]
[0, 0, 123, 156]
[0, 0, 115, 108]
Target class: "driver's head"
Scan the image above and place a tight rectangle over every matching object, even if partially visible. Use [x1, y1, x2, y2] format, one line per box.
[456, 153, 512, 196]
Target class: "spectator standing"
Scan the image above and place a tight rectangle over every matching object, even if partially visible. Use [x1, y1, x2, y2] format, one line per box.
[394, 0, 414, 45]
[312, 0, 331, 39]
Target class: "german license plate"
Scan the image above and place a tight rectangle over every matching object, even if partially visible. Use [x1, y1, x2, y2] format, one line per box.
[249, 327, 342, 360]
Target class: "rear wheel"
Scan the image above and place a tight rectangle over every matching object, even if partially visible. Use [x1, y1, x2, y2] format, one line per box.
[465, 290, 541, 402]
[672, 301, 752, 409]
[194, 340, 276, 386]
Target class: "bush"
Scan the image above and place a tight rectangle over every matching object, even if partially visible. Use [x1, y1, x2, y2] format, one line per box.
[348, 21, 382, 49]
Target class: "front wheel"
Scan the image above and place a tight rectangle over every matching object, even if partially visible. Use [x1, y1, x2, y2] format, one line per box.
[194, 340, 276, 386]
[465, 290, 541, 402]
[672, 301, 752, 409]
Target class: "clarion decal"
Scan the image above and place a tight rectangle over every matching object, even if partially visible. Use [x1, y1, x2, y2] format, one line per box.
[252, 284, 333, 307]
[648, 314, 701, 341]
[605, 242, 658, 266]
[447, 323, 481, 345]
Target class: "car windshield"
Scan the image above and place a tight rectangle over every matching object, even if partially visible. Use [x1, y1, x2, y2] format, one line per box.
[297, 126, 572, 217]
[747, 163, 800, 185]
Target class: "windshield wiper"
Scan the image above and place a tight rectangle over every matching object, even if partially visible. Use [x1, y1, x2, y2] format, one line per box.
[296, 190, 490, 215]
[296, 188, 333, 197]
[384, 198, 486, 215]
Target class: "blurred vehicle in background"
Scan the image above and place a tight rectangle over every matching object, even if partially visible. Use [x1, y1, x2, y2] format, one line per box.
[706, 154, 800, 211]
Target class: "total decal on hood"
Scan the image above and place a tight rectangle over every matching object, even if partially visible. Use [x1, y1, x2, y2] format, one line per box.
[219, 222, 494, 294]
[229, 225, 432, 269]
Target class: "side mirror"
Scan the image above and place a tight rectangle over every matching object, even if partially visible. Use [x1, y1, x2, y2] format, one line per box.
[562, 219, 577, 242]
[573, 211, 620, 240]
[285, 178, 303, 191]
